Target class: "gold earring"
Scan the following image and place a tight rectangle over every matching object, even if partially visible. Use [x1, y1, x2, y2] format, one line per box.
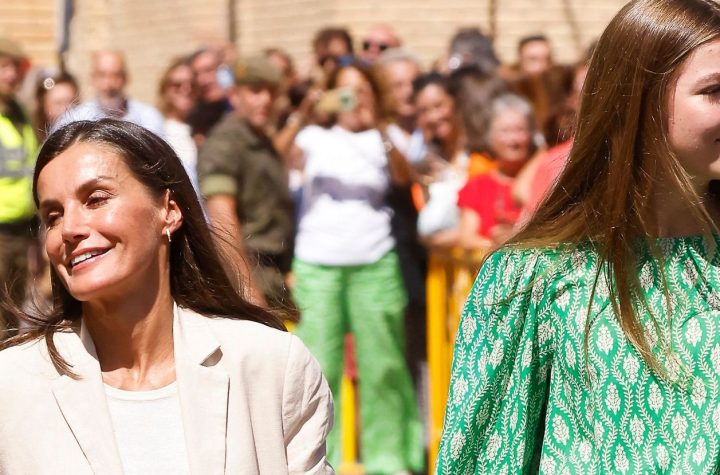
[165, 229, 172, 243]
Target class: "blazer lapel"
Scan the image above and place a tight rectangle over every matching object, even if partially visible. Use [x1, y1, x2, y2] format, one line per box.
[50, 330, 124, 475]
[174, 306, 230, 474]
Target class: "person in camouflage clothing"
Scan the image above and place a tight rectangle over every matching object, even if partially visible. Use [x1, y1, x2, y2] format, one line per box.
[198, 56, 294, 310]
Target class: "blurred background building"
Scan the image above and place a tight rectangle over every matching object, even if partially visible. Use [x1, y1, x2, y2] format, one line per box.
[4, 0, 625, 103]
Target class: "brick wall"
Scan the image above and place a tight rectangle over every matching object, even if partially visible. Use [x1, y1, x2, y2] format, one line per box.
[65, 0, 229, 105]
[5, 0, 627, 104]
[0, 0, 57, 67]
[237, 0, 626, 71]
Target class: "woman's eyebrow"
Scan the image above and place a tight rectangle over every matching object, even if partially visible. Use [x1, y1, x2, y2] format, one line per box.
[38, 176, 115, 212]
[693, 71, 720, 86]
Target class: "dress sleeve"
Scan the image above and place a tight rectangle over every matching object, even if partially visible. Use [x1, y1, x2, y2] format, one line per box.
[436, 248, 555, 474]
[282, 334, 334, 475]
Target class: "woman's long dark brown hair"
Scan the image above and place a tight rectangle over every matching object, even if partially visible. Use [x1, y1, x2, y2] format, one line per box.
[1, 119, 287, 375]
[507, 0, 720, 377]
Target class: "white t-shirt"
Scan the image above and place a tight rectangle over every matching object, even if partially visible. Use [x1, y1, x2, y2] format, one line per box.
[295, 125, 395, 266]
[164, 118, 199, 193]
[385, 123, 426, 163]
[105, 382, 191, 475]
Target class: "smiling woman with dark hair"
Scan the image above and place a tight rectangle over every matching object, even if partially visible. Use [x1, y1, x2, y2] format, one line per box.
[0, 119, 333, 474]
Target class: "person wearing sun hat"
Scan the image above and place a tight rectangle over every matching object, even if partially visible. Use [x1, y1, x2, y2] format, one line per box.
[197, 55, 295, 311]
[0, 37, 38, 338]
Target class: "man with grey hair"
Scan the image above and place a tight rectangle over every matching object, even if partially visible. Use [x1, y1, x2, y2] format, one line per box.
[376, 48, 428, 393]
[360, 24, 402, 64]
[376, 48, 424, 161]
[60, 50, 164, 136]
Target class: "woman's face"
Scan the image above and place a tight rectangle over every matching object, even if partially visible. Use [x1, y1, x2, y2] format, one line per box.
[163, 65, 196, 118]
[43, 82, 78, 125]
[335, 66, 376, 131]
[666, 37, 720, 187]
[415, 83, 455, 143]
[488, 108, 532, 164]
[37, 142, 180, 303]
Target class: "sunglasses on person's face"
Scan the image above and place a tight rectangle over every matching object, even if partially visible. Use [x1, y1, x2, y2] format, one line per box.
[362, 40, 390, 52]
[319, 54, 354, 69]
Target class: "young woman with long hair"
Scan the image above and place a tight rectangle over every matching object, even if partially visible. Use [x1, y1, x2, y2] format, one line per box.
[437, 0, 720, 472]
[0, 119, 332, 474]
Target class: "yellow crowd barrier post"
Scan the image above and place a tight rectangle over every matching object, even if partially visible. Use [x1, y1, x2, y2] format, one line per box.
[426, 249, 485, 473]
[339, 373, 363, 474]
[426, 252, 451, 472]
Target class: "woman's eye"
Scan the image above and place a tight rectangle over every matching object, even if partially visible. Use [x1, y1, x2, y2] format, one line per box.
[44, 213, 61, 227]
[701, 85, 720, 98]
[87, 192, 111, 206]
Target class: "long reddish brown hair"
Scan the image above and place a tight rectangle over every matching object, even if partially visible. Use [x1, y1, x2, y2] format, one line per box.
[508, 0, 720, 376]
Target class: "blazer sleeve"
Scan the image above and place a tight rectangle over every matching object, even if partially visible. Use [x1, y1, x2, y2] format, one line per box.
[282, 334, 335, 474]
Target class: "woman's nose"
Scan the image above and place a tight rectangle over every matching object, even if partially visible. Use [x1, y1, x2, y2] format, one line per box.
[61, 207, 90, 244]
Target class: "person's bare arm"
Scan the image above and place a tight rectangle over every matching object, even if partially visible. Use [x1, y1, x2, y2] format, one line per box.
[205, 194, 267, 307]
[421, 227, 460, 250]
[379, 125, 413, 187]
[458, 208, 493, 251]
[273, 89, 321, 162]
[273, 114, 306, 165]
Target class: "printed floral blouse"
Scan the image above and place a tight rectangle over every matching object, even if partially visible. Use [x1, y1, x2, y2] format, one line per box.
[436, 236, 720, 474]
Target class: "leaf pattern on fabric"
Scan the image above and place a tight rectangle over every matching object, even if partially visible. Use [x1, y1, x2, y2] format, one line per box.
[436, 237, 720, 474]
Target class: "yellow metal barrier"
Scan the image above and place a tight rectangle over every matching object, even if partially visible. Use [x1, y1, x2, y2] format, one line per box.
[339, 373, 363, 474]
[426, 249, 485, 472]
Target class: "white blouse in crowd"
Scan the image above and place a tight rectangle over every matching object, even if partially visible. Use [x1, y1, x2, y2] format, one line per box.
[294, 124, 395, 266]
[105, 382, 191, 475]
[164, 118, 199, 194]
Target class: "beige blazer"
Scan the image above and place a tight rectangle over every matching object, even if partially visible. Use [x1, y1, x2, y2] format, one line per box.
[0, 306, 334, 474]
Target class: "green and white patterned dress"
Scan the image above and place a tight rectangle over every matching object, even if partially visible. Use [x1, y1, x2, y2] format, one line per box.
[436, 236, 720, 474]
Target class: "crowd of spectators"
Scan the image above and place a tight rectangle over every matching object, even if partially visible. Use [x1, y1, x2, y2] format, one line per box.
[0, 24, 593, 473]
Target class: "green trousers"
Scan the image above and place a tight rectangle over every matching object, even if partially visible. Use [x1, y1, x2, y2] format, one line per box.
[293, 252, 424, 474]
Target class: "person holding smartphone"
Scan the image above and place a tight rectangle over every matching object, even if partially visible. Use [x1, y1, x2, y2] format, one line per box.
[290, 60, 423, 474]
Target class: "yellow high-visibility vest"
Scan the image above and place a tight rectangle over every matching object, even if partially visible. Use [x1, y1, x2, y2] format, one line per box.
[0, 114, 37, 223]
